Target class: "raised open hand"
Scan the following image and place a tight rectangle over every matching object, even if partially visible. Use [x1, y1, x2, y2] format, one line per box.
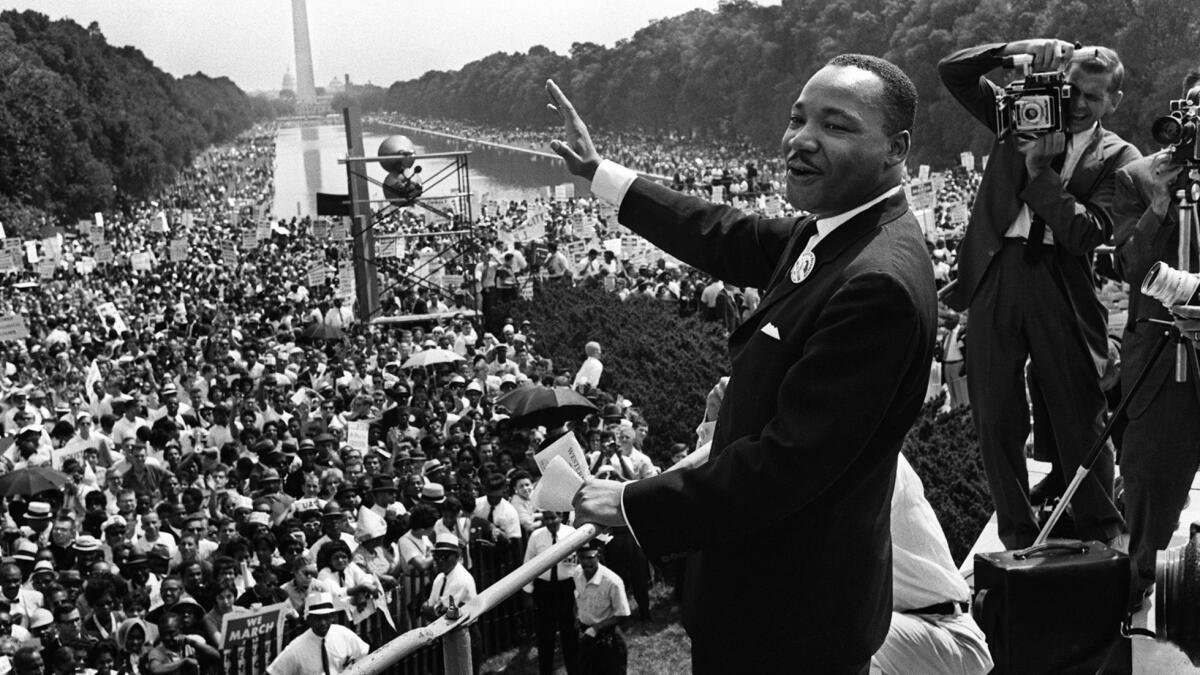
[545, 79, 601, 181]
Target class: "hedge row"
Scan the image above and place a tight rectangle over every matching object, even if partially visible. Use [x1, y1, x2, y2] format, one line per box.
[495, 282, 990, 563]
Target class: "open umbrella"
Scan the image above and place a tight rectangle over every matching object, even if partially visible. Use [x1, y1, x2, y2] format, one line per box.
[301, 323, 346, 341]
[0, 467, 70, 497]
[496, 385, 598, 428]
[401, 349, 464, 369]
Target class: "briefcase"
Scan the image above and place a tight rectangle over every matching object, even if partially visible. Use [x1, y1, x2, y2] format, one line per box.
[973, 539, 1130, 674]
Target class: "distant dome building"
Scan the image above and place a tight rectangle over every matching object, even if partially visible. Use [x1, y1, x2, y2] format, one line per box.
[281, 67, 296, 93]
[327, 75, 345, 93]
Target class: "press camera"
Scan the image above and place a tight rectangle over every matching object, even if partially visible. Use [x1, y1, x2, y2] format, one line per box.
[994, 54, 1073, 142]
[1150, 99, 1200, 166]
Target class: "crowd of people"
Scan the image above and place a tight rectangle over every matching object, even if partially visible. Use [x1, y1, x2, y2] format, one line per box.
[0, 96, 1002, 675]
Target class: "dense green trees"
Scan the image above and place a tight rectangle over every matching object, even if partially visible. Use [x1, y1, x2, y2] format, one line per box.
[385, 0, 1200, 165]
[0, 11, 274, 235]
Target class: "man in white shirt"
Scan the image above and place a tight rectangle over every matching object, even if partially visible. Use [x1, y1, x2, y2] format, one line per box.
[267, 591, 368, 675]
[871, 454, 992, 674]
[574, 541, 631, 675]
[473, 474, 522, 541]
[523, 511, 580, 675]
[572, 341, 604, 391]
[422, 533, 482, 671]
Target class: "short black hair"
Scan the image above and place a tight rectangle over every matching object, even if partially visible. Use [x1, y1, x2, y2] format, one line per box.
[826, 54, 917, 136]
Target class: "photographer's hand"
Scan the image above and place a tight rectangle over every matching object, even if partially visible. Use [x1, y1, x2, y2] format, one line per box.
[546, 80, 601, 181]
[1015, 132, 1066, 178]
[1148, 150, 1185, 218]
[1004, 39, 1076, 71]
[1172, 306, 1200, 346]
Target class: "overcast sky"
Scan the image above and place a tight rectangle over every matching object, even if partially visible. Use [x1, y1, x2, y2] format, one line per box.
[8, 1, 778, 93]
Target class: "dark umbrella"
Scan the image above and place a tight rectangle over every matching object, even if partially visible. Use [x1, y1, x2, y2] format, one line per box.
[496, 385, 598, 428]
[0, 467, 70, 497]
[301, 323, 346, 341]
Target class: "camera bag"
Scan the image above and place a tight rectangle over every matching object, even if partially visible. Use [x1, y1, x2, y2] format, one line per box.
[974, 539, 1130, 673]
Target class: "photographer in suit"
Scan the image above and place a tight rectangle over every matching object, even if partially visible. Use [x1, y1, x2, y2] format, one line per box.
[939, 40, 1140, 549]
[1111, 73, 1200, 610]
[551, 53, 937, 674]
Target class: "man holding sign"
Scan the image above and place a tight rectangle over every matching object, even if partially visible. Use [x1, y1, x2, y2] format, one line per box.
[548, 53, 936, 674]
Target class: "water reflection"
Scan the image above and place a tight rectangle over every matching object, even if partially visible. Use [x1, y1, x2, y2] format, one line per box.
[301, 125, 321, 217]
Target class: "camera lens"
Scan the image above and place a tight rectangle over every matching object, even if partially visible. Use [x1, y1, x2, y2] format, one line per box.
[1155, 522, 1200, 666]
[1022, 106, 1042, 122]
[1152, 114, 1185, 145]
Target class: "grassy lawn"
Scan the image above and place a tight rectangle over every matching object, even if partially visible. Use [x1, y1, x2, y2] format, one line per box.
[482, 582, 691, 674]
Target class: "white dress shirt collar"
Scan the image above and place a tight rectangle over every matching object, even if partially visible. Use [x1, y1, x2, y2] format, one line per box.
[812, 184, 904, 244]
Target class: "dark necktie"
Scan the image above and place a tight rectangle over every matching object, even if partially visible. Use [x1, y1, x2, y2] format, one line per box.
[1026, 136, 1070, 262]
[437, 576, 447, 602]
[487, 504, 496, 524]
[321, 637, 330, 675]
[550, 530, 558, 581]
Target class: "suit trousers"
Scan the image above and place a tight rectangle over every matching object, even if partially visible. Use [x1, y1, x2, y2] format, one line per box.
[533, 578, 579, 675]
[967, 241, 1124, 549]
[1120, 367, 1200, 598]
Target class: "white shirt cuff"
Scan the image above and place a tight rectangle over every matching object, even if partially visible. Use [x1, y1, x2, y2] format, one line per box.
[618, 482, 644, 550]
[591, 160, 639, 209]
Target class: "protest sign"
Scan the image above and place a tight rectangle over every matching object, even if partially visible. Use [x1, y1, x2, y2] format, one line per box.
[312, 220, 328, 239]
[94, 244, 114, 265]
[960, 151, 975, 172]
[52, 445, 84, 471]
[330, 223, 347, 242]
[909, 181, 935, 212]
[306, 264, 326, 288]
[918, 164, 931, 181]
[182, 210, 194, 230]
[228, 210, 240, 229]
[169, 239, 188, 262]
[0, 250, 16, 273]
[256, 220, 272, 243]
[221, 242, 238, 267]
[241, 230, 258, 249]
[95, 302, 128, 333]
[153, 211, 169, 233]
[347, 421, 369, 452]
[37, 260, 56, 279]
[949, 202, 970, 226]
[0, 315, 30, 342]
[375, 234, 399, 259]
[220, 602, 288, 651]
[130, 252, 152, 271]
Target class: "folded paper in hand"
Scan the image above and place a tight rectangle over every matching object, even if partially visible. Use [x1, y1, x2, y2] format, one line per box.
[531, 432, 591, 511]
[531, 456, 584, 511]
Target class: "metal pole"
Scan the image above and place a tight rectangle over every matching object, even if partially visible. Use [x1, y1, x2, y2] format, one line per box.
[343, 106, 381, 322]
[343, 523, 599, 675]
[442, 627, 472, 675]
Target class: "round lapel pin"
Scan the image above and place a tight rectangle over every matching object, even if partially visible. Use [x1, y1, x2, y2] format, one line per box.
[790, 251, 816, 284]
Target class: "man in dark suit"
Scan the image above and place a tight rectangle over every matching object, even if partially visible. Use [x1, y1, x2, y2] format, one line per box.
[1111, 77, 1200, 608]
[552, 53, 937, 674]
[939, 40, 1140, 549]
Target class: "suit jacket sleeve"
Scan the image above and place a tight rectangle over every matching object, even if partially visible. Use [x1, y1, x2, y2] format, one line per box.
[618, 177, 796, 289]
[622, 270, 927, 556]
[938, 42, 1008, 132]
[1021, 141, 1140, 255]
[1112, 163, 1171, 286]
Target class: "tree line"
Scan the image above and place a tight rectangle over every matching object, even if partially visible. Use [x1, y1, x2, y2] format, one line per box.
[0, 10, 280, 236]
[382, 0, 1198, 167]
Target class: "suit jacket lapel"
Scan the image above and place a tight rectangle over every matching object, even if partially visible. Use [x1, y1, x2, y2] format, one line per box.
[1066, 125, 1106, 198]
[744, 191, 911, 322]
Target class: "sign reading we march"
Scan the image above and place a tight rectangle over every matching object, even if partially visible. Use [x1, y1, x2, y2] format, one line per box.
[220, 602, 288, 650]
